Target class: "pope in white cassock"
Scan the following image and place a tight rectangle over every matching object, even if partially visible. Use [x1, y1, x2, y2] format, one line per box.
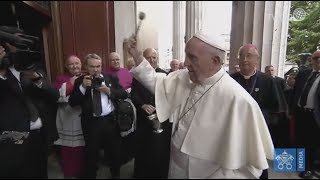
[126, 30, 274, 179]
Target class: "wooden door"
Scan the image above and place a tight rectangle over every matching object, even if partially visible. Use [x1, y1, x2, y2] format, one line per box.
[59, 1, 115, 70]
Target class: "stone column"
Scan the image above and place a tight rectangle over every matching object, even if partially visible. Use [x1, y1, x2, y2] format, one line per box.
[229, 1, 291, 77]
[185, 1, 203, 42]
[172, 1, 186, 62]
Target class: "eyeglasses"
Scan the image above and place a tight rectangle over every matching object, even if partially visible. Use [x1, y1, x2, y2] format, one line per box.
[238, 54, 259, 60]
[312, 57, 320, 61]
[110, 59, 120, 62]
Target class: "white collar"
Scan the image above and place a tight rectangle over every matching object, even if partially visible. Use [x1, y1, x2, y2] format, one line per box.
[9, 67, 21, 82]
[240, 69, 257, 79]
[201, 67, 225, 86]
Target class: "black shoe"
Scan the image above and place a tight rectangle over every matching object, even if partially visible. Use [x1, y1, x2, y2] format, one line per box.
[299, 171, 313, 179]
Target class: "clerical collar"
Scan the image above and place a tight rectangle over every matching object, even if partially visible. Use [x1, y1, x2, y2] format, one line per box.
[240, 69, 257, 79]
[201, 67, 225, 86]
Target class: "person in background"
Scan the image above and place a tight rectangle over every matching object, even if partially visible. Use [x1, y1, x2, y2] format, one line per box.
[264, 65, 289, 148]
[0, 44, 59, 178]
[104, 52, 133, 93]
[179, 61, 186, 69]
[293, 50, 320, 179]
[69, 53, 127, 178]
[230, 44, 281, 178]
[53, 55, 85, 178]
[131, 48, 171, 179]
[126, 57, 135, 71]
[168, 59, 180, 73]
[104, 52, 135, 166]
[284, 73, 297, 147]
[234, 64, 240, 72]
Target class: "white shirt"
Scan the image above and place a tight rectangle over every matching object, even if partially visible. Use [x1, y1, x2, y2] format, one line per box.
[7, 67, 42, 130]
[79, 74, 114, 117]
[299, 70, 320, 109]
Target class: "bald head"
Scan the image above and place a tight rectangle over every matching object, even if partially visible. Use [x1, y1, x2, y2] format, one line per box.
[170, 59, 180, 72]
[65, 55, 82, 76]
[109, 52, 121, 70]
[311, 50, 320, 70]
[143, 48, 158, 68]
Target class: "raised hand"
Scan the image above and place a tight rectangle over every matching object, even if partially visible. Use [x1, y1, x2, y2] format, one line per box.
[124, 34, 144, 66]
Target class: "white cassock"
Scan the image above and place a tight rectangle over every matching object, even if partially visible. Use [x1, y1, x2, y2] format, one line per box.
[130, 59, 274, 179]
[54, 82, 85, 147]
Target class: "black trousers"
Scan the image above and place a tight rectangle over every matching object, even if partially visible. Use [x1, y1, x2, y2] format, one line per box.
[0, 129, 47, 179]
[295, 108, 320, 171]
[84, 114, 122, 178]
[134, 120, 172, 179]
[259, 169, 268, 179]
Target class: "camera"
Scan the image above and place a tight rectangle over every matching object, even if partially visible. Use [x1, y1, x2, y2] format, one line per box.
[0, 26, 40, 71]
[91, 75, 105, 89]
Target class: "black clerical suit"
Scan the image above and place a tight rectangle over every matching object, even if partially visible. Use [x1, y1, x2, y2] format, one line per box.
[131, 67, 172, 179]
[0, 68, 59, 178]
[231, 71, 280, 124]
[271, 76, 290, 147]
[231, 71, 281, 179]
[231, 71, 281, 146]
[293, 68, 320, 172]
[69, 73, 127, 178]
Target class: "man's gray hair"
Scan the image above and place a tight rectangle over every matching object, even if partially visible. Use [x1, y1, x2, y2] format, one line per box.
[84, 53, 102, 63]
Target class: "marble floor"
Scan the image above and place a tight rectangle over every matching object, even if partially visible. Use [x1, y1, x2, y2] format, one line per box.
[47, 151, 312, 179]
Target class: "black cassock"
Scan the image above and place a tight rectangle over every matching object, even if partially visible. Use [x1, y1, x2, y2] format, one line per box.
[230, 71, 286, 147]
[130, 67, 172, 179]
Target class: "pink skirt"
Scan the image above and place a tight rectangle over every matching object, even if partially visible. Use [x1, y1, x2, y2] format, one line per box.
[61, 146, 85, 177]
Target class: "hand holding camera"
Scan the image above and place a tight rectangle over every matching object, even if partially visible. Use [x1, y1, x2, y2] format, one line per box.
[82, 75, 93, 88]
[82, 74, 107, 92]
[96, 84, 111, 95]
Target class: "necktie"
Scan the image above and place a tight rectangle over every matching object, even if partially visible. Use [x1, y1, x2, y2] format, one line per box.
[20, 72, 40, 122]
[300, 71, 320, 107]
[92, 89, 102, 116]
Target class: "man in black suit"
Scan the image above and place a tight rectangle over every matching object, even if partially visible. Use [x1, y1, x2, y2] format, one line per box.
[0, 45, 59, 178]
[131, 48, 171, 179]
[69, 53, 127, 178]
[265, 65, 286, 91]
[230, 44, 280, 179]
[265, 65, 289, 147]
[293, 50, 320, 179]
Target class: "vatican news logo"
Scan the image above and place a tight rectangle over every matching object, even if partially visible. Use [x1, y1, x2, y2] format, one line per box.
[290, 8, 306, 22]
[274, 148, 305, 172]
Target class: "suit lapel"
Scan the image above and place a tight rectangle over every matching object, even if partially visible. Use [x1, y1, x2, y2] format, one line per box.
[6, 70, 24, 97]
